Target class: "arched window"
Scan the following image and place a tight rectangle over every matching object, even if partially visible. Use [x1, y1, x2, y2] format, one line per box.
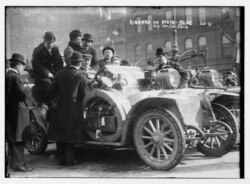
[146, 43, 153, 58]
[165, 11, 172, 19]
[185, 38, 193, 50]
[199, 8, 206, 21]
[222, 8, 230, 20]
[236, 7, 240, 17]
[186, 8, 192, 22]
[136, 17, 142, 33]
[135, 44, 142, 60]
[236, 32, 240, 45]
[147, 15, 153, 31]
[222, 35, 232, 56]
[165, 41, 172, 52]
[198, 36, 206, 51]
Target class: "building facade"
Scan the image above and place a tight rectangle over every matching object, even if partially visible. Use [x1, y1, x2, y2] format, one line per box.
[123, 7, 242, 72]
[6, 7, 242, 72]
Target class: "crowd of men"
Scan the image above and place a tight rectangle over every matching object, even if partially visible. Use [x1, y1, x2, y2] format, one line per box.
[6, 30, 190, 173]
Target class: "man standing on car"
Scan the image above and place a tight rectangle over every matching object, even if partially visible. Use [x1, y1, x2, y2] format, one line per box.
[155, 47, 190, 88]
[82, 33, 98, 68]
[47, 51, 89, 166]
[32, 31, 63, 104]
[64, 30, 83, 66]
[6, 53, 33, 172]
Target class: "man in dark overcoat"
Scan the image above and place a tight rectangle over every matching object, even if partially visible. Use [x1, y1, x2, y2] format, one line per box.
[64, 30, 83, 66]
[32, 31, 63, 103]
[6, 53, 33, 172]
[47, 51, 89, 166]
[82, 33, 98, 68]
[155, 47, 190, 88]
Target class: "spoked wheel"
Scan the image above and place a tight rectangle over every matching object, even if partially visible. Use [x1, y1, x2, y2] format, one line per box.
[24, 111, 48, 155]
[134, 109, 186, 170]
[197, 103, 238, 157]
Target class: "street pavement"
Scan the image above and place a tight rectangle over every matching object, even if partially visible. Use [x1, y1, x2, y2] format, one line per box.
[6, 143, 241, 178]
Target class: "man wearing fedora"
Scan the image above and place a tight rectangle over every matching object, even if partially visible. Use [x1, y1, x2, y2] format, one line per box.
[47, 51, 89, 166]
[96, 46, 115, 70]
[6, 53, 33, 172]
[82, 33, 98, 68]
[32, 31, 64, 104]
[155, 47, 190, 88]
[64, 30, 83, 66]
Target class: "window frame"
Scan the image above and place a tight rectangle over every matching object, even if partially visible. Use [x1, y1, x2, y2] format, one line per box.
[222, 34, 232, 56]
[185, 38, 193, 50]
[198, 36, 206, 51]
[135, 44, 142, 60]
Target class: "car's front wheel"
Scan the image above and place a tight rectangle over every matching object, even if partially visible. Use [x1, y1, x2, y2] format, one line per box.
[133, 109, 186, 170]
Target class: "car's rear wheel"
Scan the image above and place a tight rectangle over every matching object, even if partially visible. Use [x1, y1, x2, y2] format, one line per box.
[197, 103, 238, 157]
[134, 109, 186, 170]
[24, 111, 48, 155]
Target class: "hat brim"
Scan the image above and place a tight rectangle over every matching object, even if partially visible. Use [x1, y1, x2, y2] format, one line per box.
[155, 52, 168, 56]
[43, 36, 56, 42]
[103, 48, 114, 55]
[9, 59, 26, 65]
[71, 59, 84, 63]
[82, 39, 93, 42]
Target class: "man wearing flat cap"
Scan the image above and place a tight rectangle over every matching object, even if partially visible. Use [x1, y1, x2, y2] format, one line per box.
[47, 51, 89, 166]
[79, 54, 96, 85]
[32, 31, 63, 104]
[155, 47, 190, 88]
[82, 33, 98, 68]
[64, 30, 83, 66]
[6, 53, 33, 172]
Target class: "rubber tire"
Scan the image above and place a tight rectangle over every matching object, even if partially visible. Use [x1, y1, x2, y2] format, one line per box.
[24, 111, 48, 155]
[133, 109, 186, 170]
[197, 103, 238, 157]
[83, 89, 131, 142]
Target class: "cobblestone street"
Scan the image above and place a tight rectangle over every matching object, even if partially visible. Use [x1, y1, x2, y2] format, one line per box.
[6, 143, 241, 178]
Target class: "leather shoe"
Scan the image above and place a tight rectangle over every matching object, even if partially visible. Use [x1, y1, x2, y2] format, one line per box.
[14, 165, 33, 172]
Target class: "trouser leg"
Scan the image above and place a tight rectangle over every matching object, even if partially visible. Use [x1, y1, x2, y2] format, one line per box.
[56, 142, 65, 165]
[11, 142, 25, 168]
[65, 143, 75, 165]
[7, 142, 13, 169]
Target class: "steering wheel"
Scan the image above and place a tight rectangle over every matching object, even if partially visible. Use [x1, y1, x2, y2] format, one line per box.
[159, 64, 172, 72]
[177, 50, 206, 66]
[93, 67, 107, 82]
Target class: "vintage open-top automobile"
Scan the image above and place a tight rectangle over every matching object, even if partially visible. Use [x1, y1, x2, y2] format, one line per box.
[22, 50, 239, 171]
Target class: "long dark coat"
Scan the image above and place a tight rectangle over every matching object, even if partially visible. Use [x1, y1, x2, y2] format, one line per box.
[6, 70, 26, 142]
[47, 66, 89, 144]
[32, 43, 63, 79]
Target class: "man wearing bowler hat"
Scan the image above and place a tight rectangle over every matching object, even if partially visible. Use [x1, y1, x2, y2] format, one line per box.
[32, 31, 64, 104]
[82, 33, 98, 68]
[97, 46, 115, 70]
[155, 47, 190, 88]
[6, 53, 33, 172]
[47, 51, 89, 166]
[64, 30, 83, 66]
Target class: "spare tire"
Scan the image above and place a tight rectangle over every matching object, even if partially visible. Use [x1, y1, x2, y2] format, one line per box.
[83, 89, 131, 142]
